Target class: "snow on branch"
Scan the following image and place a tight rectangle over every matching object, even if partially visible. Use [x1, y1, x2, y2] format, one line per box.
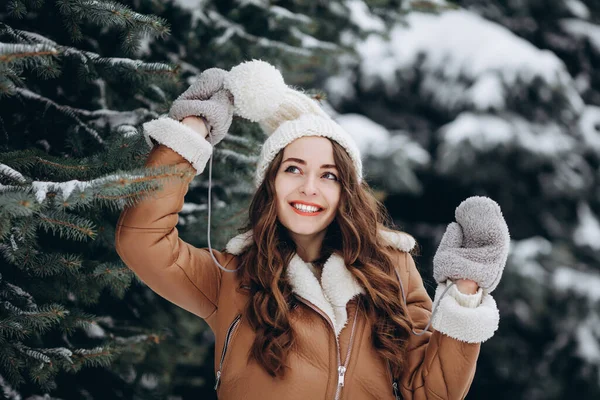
[14, 88, 103, 144]
[208, 10, 312, 56]
[553, 266, 600, 304]
[0, 164, 26, 184]
[345, 0, 386, 33]
[355, 9, 584, 114]
[268, 5, 312, 24]
[437, 112, 576, 169]
[560, 19, 600, 54]
[290, 28, 338, 51]
[574, 203, 600, 251]
[0, 43, 58, 62]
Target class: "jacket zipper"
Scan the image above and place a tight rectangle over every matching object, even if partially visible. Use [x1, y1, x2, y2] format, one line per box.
[295, 296, 360, 400]
[214, 314, 242, 391]
[388, 360, 401, 400]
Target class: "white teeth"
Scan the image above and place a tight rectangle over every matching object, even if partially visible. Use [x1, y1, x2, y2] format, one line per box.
[292, 203, 321, 213]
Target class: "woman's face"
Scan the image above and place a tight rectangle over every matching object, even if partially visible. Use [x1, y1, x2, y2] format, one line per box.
[274, 136, 341, 241]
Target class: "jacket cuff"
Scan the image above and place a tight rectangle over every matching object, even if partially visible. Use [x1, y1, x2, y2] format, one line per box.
[142, 117, 213, 175]
[445, 279, 483, 308]
[431, 281, 499, 343]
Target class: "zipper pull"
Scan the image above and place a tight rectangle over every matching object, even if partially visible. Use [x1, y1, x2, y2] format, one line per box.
[392, 381, 400, 400]
[214, 370, 221, 390]
[338, 365, 347, 387]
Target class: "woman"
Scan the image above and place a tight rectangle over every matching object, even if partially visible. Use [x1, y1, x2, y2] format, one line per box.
[115, 60, 509, 400]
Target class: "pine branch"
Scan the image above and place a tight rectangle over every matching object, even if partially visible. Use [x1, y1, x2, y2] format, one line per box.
[56, 0, 170, 53]
[0, 27, 177, 96]
[36, 209, 97, 241]
[0, 42, 60, 88]
[14, 88, 104, 145]
[13, 85, 158, 133]
[2, 302, 67, 335]
[0, 43, 58, 63]
[92, 262, 134, 299]
[70, 346, 116, 371]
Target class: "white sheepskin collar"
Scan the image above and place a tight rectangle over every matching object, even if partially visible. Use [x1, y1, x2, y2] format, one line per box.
[286, 252, 364, 336]
[225, 229, 416, 336]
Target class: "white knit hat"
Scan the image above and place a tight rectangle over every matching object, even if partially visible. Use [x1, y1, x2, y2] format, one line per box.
[223, 60, 363, 188]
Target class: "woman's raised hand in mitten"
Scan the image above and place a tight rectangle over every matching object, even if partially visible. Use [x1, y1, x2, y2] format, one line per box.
[169, 68, 234, 145]
[433, 196, 510, 293]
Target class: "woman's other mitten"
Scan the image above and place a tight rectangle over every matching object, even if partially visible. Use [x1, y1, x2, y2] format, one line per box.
[433, 196, 510, 293]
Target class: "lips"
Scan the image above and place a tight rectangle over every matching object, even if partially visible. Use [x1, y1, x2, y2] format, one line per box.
[289, 202, 324, 216]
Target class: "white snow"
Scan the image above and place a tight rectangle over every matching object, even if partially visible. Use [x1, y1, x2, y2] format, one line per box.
[345, 0, 385, 32]
[181, 203, 209, 213]
[290, 28, 338, 50]
[84, 322, 106, 338]
[269, 6, 311, 24]
[466, 73, 506, 110]
[437, 112, 577, 172]
[140, 373, 159, 389]
[174, 0, 206, 11]
[115, 125, 139, 138]
[30, 180, 92, 204]
[44, 347, 73, 360]
[235, 0, 267, 6]
[553, 266, 600, 303]
[0, 164, 26, 183]
[508, 237, 551, 281]
[208, 10, 311, 56]
[441, 113, 514, 151]
[335, 113, 429, 165]
[336, 113, 390, 157]
[325, 72, 356, 106]
[574, 203, 600, 251]
[560, 19, 600, 53]
[27, 171, 147, 204]
[0, 374, 21, 400]
[136, 36, 153, 57]
[173, 0, 209, 27]
[324, 53, 358, 106]
[565, 0, 590, 19]
[578, 105, 600, 151]
[355, 9, 584, 112]
[0, 42, 57, 55]
[401, 0, 450, 10]
[575, 315, 600, 364]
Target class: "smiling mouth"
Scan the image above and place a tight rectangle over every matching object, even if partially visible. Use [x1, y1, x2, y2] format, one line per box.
[289, 202, 324, 216]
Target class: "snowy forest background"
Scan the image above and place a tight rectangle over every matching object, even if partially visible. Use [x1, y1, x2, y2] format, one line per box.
[1, 0, 599, 399]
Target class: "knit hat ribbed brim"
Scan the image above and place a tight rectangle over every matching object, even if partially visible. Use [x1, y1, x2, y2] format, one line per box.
[223, 60, 363, 188]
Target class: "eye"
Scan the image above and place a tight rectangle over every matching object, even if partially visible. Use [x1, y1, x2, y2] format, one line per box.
[323, 171, 339, 181]
[284, 165, 301, 174]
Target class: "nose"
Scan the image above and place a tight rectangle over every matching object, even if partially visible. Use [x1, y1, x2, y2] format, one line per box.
[300, 174, 318, 196]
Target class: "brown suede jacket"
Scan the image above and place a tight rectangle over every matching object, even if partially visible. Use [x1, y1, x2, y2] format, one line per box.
[115, 144, 496, 400]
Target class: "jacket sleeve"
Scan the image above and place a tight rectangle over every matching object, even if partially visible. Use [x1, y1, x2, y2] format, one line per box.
[399, 252, 500, 400]
[114, 118, 236, 323]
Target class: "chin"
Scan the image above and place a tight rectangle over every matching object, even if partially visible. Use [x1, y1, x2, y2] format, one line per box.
[279, 215, 332, 238]
[287, 226, 325, 237]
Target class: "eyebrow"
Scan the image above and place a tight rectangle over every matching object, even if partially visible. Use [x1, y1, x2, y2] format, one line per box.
[282, 157, 337, 169]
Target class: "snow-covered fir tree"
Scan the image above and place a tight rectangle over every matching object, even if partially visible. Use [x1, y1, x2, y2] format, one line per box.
[324, 1, 600, 398]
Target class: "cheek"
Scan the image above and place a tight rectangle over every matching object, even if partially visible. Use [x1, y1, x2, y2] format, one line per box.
[326, 188, 341, 211]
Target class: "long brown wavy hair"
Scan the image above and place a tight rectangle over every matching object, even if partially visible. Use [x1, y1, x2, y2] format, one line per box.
[237, 138, 414, 379]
